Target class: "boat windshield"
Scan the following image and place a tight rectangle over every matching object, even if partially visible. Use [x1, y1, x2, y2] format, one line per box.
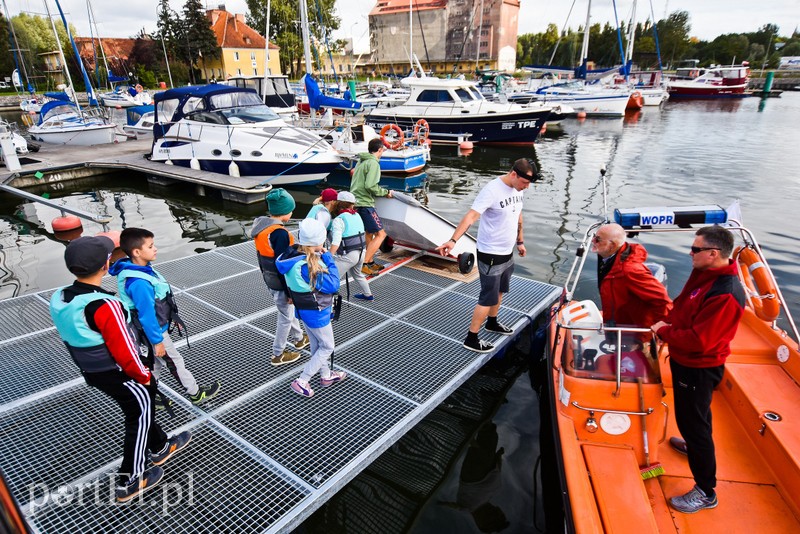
[208, 92, 280, 123]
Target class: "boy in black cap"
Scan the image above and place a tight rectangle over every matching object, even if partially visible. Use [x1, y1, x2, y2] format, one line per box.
[49, 236, 191, 502]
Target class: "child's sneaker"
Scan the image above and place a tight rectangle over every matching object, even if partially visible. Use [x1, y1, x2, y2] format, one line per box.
[291, 379, 314, 398]
[189, 381, 221, 405]
[151, 430, 192, 466]
[155, 396, 174, 412]
[115, 466, 164, 503]
[271, 349, 301, 366]
[320, 370, 347, 387]
[354, 294, 374, 301]
[293, 334, 310, 351]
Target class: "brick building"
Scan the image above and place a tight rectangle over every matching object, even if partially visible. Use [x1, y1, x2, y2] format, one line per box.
[368, 0, 520, 75]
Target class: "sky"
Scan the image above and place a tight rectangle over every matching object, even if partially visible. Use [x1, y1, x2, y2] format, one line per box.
[5, 0, 799, 55]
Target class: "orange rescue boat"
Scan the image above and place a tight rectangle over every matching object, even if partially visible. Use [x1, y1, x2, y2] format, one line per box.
[544, 204, 800, 533]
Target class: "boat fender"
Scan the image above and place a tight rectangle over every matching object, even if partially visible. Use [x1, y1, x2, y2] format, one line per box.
[229, 161, 240, 177]
[736, 246, 780, 322]
[413, 119, 430, 142]
[53, 227, 84, 242]
[52, 215, 82, 233]
[135, 84, 144, 93]
[380, 124, 404, 150]
[96, 230, 121, 249]
[458, 252, 475, 274]
[190, 157, 200, 170]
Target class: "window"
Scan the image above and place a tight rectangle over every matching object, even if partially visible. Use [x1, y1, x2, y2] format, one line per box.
[234, 52, 240, 61]
[455, 88, 474, 101]
[338, 64, 342, 72]
[417, 90, 454, 103]
[156, 99, 179, 123]
[253, 68, 258, 76]
[237, 69, 242, 75]
[251, 52, 256, 61]
[182, 97, 205, 115]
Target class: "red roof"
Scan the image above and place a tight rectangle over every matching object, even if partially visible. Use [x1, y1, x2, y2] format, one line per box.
[369, 0, 447, 16]
[207, 9, 278, 50]
[74, 37, 136, 62]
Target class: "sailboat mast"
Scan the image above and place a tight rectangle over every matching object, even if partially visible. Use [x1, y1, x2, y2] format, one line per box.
[263, 0, 271, 94]
[43, 0, 81, 114]
[1, 0, 32, 93]
[53, 0, 98, 107]
[625, 0, 637, 64]
[87, 0, 111, 89]
[299, 0, 313, 76]
[580, 0, 592, 65]
[409, 0, 412, 72]
[474, 0, 484, 70]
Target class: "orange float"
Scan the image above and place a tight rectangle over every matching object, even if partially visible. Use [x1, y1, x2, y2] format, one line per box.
[96, 230, 122, 249]
[52, 215, 82, 232]
[737, 246, 780, 322]
[380, 124, 404, 150]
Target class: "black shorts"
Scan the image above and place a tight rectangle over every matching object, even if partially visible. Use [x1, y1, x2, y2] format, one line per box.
[357, 207, 384, 233]
[477, 253, 514, 306]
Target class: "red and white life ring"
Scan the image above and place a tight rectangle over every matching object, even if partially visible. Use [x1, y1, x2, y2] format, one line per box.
[413, 118, 430, 142]
[737, 246, 780, 322]
[380, 124, 404, 150]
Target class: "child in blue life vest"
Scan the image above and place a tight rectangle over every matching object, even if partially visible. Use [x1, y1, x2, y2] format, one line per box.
[276, 218, 343, 398]
[329, 190, 373, 301]
[305, 187, 338, 234]
[252, 188, 310, 366]
[110, 227, 220, 405]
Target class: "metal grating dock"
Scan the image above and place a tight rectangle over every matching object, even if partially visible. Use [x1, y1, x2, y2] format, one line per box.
[0, 241, 560, 533]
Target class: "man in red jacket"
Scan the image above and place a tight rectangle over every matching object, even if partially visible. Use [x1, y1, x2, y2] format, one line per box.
[652, 225, 745, 514]
[593, 223, 671, 341]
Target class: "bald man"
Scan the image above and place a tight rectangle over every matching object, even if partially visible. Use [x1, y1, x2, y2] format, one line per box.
[592, 223, 672, 339]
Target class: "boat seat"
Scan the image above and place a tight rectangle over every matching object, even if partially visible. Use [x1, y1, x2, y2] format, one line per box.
[723, 363, 800, 489]
[582, 444, 659, 531]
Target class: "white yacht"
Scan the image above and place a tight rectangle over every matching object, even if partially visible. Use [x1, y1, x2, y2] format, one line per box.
[27, 101, 117, 146]
[151, 84, 342, 186]
[365, 77, 553, 144]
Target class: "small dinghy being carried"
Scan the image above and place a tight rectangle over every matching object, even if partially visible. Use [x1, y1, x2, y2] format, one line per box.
[544, 204, 800, 533]
[374, 191, 475, 273]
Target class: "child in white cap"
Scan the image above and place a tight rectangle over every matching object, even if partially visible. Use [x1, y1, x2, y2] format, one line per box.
[330, 190, 373, 301]
[276, 219, 344, 397]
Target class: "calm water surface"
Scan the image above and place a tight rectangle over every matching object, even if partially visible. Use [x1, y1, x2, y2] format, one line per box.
[1, 94, 799, 531]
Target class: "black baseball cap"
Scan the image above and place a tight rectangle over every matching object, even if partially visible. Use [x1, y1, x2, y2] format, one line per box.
[64, 236, 115, 276]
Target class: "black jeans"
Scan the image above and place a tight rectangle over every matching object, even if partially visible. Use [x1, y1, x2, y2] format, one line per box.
[84, 370, 168, 484]
[670, 360, 724, 496]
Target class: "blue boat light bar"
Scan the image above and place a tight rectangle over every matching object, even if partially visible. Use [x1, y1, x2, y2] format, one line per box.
[614, 205, 727, 229]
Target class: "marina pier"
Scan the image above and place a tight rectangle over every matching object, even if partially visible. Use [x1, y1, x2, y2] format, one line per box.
[0, 240, 559, 532]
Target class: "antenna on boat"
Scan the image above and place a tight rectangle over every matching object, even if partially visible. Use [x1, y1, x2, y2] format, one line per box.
[600, 166, 610, 222]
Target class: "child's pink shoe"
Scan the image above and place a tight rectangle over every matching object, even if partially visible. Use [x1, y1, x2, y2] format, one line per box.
[320, 370, 347, 387]
[291, 379, 314, 397]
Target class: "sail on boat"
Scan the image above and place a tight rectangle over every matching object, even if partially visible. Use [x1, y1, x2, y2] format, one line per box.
[28, 0, 118, 145]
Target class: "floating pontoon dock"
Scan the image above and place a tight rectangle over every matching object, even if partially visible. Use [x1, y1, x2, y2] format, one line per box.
[0, 241, 559, 532]
[1, 138, 272, 204]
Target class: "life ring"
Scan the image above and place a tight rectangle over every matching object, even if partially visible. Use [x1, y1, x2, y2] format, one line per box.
[135, 84, 144, 93]
[737, 246, 780, 322]
[413, 118, 430, 142]
[380, 124, 404, 150]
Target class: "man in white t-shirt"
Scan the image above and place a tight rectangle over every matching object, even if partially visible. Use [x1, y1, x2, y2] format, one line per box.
[435, 158, 537, 352]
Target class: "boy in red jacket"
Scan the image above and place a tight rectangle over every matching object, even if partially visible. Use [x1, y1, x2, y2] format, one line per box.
[49, 236, 191, 502]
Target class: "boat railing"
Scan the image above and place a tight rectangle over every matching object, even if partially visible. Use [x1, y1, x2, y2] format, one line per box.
[0, 183, 112, 228]
[555, 320, 658, 397]
[561, 213, 799, 357]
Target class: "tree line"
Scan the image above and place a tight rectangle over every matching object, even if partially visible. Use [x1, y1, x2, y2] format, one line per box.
[517, 11, 800, 72]
[0, 0, 340, 92]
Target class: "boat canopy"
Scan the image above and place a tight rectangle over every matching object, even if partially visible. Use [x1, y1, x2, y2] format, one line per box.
[614, 205, 728, 229]
[44, 91, 71, 102]
[37, 101, 77, 124]
[126, 105, 154, 125]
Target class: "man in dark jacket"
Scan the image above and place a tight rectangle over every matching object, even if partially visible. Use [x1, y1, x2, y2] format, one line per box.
[652, 225, 745, 514]
[593, 223, 672, 340]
